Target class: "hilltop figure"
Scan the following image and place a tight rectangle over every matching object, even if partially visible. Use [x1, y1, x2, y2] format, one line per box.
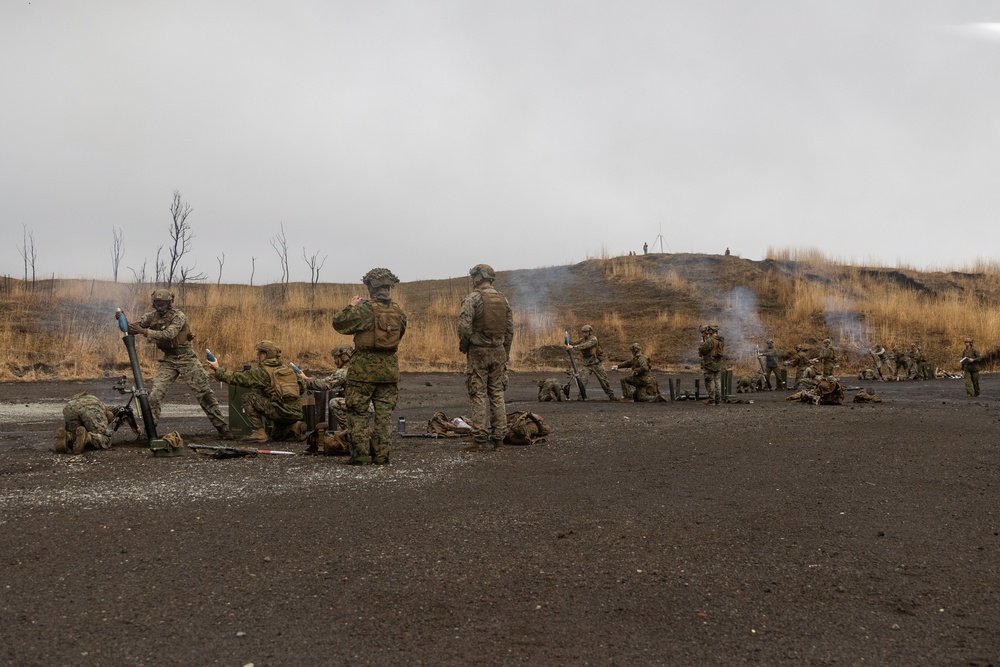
[643, 242, 648, 254]
[458, 264, 514, 451]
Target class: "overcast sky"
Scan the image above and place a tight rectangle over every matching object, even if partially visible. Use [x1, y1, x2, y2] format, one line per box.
[3, 1, 1000, 285]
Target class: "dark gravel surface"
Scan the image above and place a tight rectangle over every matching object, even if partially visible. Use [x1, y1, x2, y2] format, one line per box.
[1, 373, 998, 666]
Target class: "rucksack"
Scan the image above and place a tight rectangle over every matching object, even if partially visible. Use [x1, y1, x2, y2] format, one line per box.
[263, 363, 301, 402]
[504, 411, 551, 446]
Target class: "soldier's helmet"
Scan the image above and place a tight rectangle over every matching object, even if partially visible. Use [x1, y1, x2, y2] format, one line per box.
[709, 324, 719, 332]
[537, 378, 546, 387]
[150, 288, 173, 303]
[469, 264, 496, 283]
[581, 324, 594, 333]
[255, 340, 282, 360]
[362, 267, 400, 288]
[823, 338, 831, 345]
[330, 344, 354, 360]
[965, 337, 973, 343]
[630, 343, 641, 353]
[699, 325, 709, 334]
[766, 339, 774, 345]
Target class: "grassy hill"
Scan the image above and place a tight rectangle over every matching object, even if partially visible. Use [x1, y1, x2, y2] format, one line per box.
[2, 252, 999, 381]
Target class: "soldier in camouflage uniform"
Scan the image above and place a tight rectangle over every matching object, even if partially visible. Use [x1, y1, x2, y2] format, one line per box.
[566, 325, 618, 401]
[870, 344, 891, 379]
[911, 343, 928, 380]
[817, 338, 836, 377]
[758, 339, 783, 390]
[458, 264, 514, 451]
[537, 377, 567, 402]
[207, 340, 307, 443]
[891, 347, 910, 381]
[961, 337, 981, 397]
[613, 343, 657, 401]
[332, 268, 407, 465]
[300, 344, 372, 431]
[55, 392, 115, 454]
[128, 289, 234, 439]
[698, 324, 724, 405]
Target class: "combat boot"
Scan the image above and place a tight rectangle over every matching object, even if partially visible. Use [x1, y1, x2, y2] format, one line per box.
[54, 427, 68, 454]
[372, 456, 390, 465]
[72, 427, 91, 454]
[244, 427, 269, 443]
[461, 438, 488, 452]
[292, 421, 308, 442]
[490, 439, 504, 452]
[607, 394, 620, 401]
[217, 425, 236, 441]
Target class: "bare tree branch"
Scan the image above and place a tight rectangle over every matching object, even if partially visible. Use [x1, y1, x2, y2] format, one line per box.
[111, 227, 125, 282]
[270, 223, 290, 300]
[166, 190, 195, 289]
[217, 252, 225, 285]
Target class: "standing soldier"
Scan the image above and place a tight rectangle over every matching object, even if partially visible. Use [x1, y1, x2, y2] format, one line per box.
[818, 338, 836, 378]
[332, 268, 407, 465]
[566, 325, 619, 401]
[55, 392, 115, 454]
[912, 343, 928, 380]
[206, 340, 307, 443]
[458, 264, 513, 451]
[787, 344, 812, 389]
[698, 324, 724, 405]
[870, 344, 891, 379]
[758, 339, 783, 390]
[128, 289, 234, 440]
[613, 343, 656, 401]
[961, 337, 981, 397]
[891, 346, 910, 381]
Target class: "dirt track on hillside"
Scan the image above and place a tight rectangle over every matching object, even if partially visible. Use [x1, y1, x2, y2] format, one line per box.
[1, 373, 998, 666]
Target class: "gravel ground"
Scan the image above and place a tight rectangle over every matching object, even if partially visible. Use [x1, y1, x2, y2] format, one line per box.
[1, 372, 998, 666]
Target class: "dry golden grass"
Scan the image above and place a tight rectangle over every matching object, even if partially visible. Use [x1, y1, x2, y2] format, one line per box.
[4, 251, 1000, 381]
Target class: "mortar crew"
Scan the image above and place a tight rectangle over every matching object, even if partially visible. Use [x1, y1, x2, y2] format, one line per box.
[128, 289, 234, 440]
[818, 338, 836, 377]
[759, 339, 783, 390]
[332, 267, 407, 465]
[537, 377, 567, 402]
[870, 344, 891, 378]
[300, 344, 372, 431]
[458, 263, 514, 451]
[961, 337, 981, 397]
[566, 325, 619, 401]
[55, 392, 115, 454]
[613, 343, 656, 401]
[698, 324, 724, 405]
[787, 343, 812, 389]
[206, 340, 308, 443]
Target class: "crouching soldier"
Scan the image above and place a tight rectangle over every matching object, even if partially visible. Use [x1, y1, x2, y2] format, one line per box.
[55, 392, 115, 454]
[206, 340, 307, 443]
[537, 377, 567, 402]
[613, 343, 659, 401]
[300, 344, 373, 431]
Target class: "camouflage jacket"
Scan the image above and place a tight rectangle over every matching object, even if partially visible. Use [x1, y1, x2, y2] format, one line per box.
[537, 378, 565, 400]
[136, 307, 194, 352]
[761, 346, 780, 368]
[618, 353, 650, 377]
[698, 335, 723, 373]
[306, 367, 347, 394]
[569, 334, 602, 365]
[961, 347, 981, 372]
[214, 358, 306, 421]
[332, 299, 407, 383]
[65, 392, 110, 421]
[458, 286, 513, 357]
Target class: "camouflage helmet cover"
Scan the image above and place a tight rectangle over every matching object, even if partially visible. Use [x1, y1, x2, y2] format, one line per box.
[362, 267, 400, 288]
[330, 344, 354, 360]
[150, 288, 173, 302]
[581, 324, 594, 333]
[964, 337, 973, 343]
[469, 263, 496, 283]
[255, 340, 282, 359]
[629, 342, 641, 352]
[823, 338, 831, 344]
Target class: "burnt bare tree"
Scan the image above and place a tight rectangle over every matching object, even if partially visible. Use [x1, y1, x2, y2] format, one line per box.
[111, 227, 125, 282]
[216, 252, 225, 285]
[250, 256, 256, 287]
[128, 260, 148, 284]
[154, 246, 166, 284]
[17, 224, 37, 290]
[270, 223, 290, 300]
[302, 247, 327, 306]
[166, 190, 195, 289]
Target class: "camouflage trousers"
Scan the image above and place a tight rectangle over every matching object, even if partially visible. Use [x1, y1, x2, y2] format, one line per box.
[344, 380, 398, 463]
[329, 396, 372, 431]
[703, 370, 721, 403]
[465, 345, 509, 443]
[242, 392, 299, 440]
[580, 360, 615, 399]
[621, 375, 654, 401]
[965, 370, 981, 397]
[762, 366, 783, 389]
[63, 399, 114, 449]
[148, 350, 227, 429]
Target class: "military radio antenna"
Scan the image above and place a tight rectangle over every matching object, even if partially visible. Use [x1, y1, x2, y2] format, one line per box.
[652, 223, 670, 253]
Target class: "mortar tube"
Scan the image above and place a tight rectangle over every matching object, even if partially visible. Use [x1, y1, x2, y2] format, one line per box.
[668, 378, 676, 401]
[694, 378, 700, 400]
[121, 334, 158, 441]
